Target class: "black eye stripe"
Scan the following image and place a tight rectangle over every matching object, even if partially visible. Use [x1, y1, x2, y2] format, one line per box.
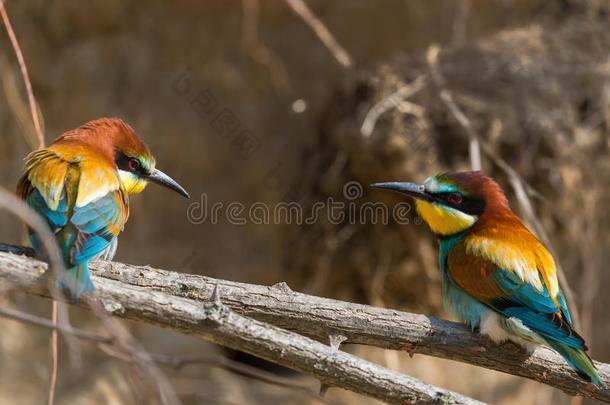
[434, 192, 462, 204]
[115, 150, 147, 175]
[430, 192, 486, 215]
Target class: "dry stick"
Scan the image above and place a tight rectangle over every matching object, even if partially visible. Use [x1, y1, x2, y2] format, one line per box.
[482, 126, 574, 319]
[0, 243, 34, 255]
[2, 255, 609, 402]
[0, 6, 175, 398]
[424, 45, 580, 327]
[0, 207, 175, 402]
[507, 175, 579, 326]
[150, 353, 337, 405]
[0, 0, 44, 148]
[85, 296, 181, 405]
[0, 305, 334, 405]
[0, 188, 65, 405]
[284, 0, 352, 68]
[426, 46, 481, 171]
[360, 75, 428, 137]
[102, 344, 340, 404]
[0, 4, 58, 403]
[0, 193, 60, 271]
[0, 263, 485, 405]
[0, 5, 180, 403]
[48, 303, 58, 405]
[3, 267, 180, 404]
[0, 305, 112, 343]
[1, 58, 40, 150]
[241, 0, 291, 93]
[451, 0, 471, 45]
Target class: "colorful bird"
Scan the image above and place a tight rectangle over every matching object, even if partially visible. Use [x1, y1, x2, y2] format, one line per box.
[371, 171, 601, 385]
[17, 118, 189, 300]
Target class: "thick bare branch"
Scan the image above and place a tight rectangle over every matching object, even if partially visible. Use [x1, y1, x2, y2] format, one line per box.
[88, 258, 609, 401]
[2, 252, 610, 401]
[0, 252, 484, 405]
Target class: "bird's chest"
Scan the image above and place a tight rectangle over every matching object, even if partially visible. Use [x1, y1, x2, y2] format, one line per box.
[438, 236, 489, 328]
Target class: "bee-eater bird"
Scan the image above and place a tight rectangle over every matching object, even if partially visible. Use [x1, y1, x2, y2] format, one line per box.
[17, 118, 189, 300]
[371, 171, 601, 385]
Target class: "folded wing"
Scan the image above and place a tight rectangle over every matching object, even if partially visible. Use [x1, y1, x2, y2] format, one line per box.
[447, 240, 583, 350]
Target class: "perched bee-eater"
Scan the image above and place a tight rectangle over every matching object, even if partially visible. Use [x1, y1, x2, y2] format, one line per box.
[372, 171, 601, 385]
[17, 118, 189, 300]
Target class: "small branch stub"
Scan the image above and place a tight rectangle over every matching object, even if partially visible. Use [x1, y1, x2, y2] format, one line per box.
[203, 284, 230, 325]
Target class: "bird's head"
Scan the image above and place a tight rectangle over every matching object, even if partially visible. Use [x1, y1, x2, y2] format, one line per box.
[60, 118, 189, 198]
[371, 171, 507, 236]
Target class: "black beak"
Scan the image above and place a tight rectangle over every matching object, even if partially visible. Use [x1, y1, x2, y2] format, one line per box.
[147, 169, 190, 198]
[370, 182, 433, 202]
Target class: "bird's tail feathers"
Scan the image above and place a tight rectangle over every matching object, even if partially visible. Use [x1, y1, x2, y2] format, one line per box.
[549, 341, 602, 386]
[58, 264, 95, 302]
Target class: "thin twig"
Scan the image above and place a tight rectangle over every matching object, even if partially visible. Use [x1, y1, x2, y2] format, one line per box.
[0, 188, 63, 300]
[151, 353, 337, 405]
[360, 75, 428, 137]
[451, 0, 471, 45]
[0, 58, 39, 149]
[0, 0, 44, 148]
[0, 305, 112, 343]
[0, 303, 336, 404]
[0, 7, 57, 398]
[0, 187, 76, 405]
[284, 0, 353, 68]
[241, 0, 291, 93]
[0, 187, 86, 400]
[84, 296, 181, 405]
[0, 5, 179, 402]
[426, 45, 481, 170]
[0, 6, 59, 402]
[0, 243, 35, 256]
[48, 301, 58, 405]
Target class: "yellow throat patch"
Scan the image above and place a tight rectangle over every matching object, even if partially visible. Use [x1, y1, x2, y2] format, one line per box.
[118, 170, 148, 194]
[415, 199, 477, 236]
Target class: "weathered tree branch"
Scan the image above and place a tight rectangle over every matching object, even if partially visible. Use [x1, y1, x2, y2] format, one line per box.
[1, 251, 609, 402]
[0, 252, 485, 405]
[85, 258, 610, 401]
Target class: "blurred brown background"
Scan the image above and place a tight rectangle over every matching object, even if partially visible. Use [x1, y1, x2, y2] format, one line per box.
[1, 0, 609, 404]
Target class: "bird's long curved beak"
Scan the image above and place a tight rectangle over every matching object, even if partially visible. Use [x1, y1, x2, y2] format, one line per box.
[370, 182, 433, 202]
[147, 169, 190, 198]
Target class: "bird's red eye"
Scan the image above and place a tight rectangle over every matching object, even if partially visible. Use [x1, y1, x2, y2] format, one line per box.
[448, 193, 462, 205]
[128, 158, 140, 172]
